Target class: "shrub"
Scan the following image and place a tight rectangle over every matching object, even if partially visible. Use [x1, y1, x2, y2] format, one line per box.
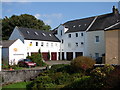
[103, 66, 120, 88]
[51, 72, 70, 85]
[49, 64, 73, 73]
[71, 56, 95, 72]
[63, 76, 92, 88]
[27, 50, 46, 66]
[31, 76, 53, 89]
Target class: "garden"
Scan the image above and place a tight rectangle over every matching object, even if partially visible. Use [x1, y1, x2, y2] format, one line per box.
[2, 56, 120, 89]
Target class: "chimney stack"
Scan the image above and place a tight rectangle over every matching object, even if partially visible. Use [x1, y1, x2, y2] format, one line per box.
[112, 6, 119, 14]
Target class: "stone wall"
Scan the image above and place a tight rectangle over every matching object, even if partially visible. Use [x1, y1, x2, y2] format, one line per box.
[0, 69, 45, 85]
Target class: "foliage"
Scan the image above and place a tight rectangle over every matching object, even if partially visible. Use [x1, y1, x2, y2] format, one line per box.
[71, 56, 95, 72]
[2, 59, 9, 69]
[2, 14, 51, 40]
[27, 49, 46, 66]
[47, 51, 50, 60]
[63, 76, 92, 88]
[90, 64, 114, 80]
[49, 64, 73, 73]
[103, 66, 120, 88]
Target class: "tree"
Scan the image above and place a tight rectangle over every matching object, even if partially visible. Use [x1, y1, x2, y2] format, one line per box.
[2, 14, 51, 40]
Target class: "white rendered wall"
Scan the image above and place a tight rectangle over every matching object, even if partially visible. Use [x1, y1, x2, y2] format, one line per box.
[85, 31, 105, 59]
[9, 39, 27, 65]
[24, 40, 60, 60]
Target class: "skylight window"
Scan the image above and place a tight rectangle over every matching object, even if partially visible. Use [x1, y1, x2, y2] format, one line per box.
[26, 31, 30, 34]
[34, 32, 38, 35]
[85, 24, 87, 26]
[42, 33, 46, 36]
[79, 25, 81, 27]
[49, 34, 52, 37]
[117, 20, 119, 22]
[73, 25, 76, 28]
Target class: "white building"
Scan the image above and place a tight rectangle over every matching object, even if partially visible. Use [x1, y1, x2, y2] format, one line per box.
[9, 26, 60, 61]
[2, 39, 27, 65]
[54, 6, 119, 62]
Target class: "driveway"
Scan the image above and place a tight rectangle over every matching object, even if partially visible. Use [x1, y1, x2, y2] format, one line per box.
[45, 60, 71, 66]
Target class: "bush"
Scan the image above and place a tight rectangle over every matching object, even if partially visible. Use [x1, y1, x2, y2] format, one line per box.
[27, 53, 46, 66]
[49, 64, 73, 73]
[71, 56, 95, 72]
[103, 66, 120, 88]
[31, 76, 53, 89]
[63, 76, 92, 88]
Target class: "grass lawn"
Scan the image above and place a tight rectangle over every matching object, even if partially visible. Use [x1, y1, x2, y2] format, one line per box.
[2, 81, 31, 89]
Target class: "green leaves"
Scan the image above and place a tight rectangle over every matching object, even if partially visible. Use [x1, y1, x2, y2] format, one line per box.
[2, 14, 51, 40]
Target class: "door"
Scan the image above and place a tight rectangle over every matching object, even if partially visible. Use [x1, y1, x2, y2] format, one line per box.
[62, 52, 64, 60]
[66, 52, 73, 60]
[42, 52, 49, 61]
[51, 52, 57, 60]
[75, 52, 83, 58]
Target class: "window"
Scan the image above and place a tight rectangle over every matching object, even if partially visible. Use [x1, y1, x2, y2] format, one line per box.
[61, 39, 64, 43]
[95, 53, 99, 58]
[73, 25, 76, 28]
[29, 42, 32, 46]
[79, 25, 81, 27]
[81, 42, 84, 45]
[76, 33, 78, 37]
[76, 43, 78, 46]
[68, 34, 71, 38]
[35, 32, 38, 35]
[51, 43, 53, 47]
[81, 33, 83, 36]
[26, 31, 30, 34]
[36, 42, 38, 46]
[68, 43, 71, 47]
[95, 36, 99, 42]
[46, 43, 49, 47]
[41, 42, 43, 46]
[42, 33, 46, 36]
[61, 30, 62, 36]
[55, 43, 57, 46]
[49, 34, 52, 37]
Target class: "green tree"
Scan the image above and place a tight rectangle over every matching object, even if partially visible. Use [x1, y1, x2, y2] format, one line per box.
[27, 49, 46, 66]
[2, 14, 51, 40]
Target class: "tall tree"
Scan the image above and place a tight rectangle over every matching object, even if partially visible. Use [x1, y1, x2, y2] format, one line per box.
[2, 14, 51, 40]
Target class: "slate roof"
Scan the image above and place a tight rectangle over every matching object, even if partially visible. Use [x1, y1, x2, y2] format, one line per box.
[2, 40, 17, 48]
[61, 7, 120, 33]
[17, 27, 60, 42]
